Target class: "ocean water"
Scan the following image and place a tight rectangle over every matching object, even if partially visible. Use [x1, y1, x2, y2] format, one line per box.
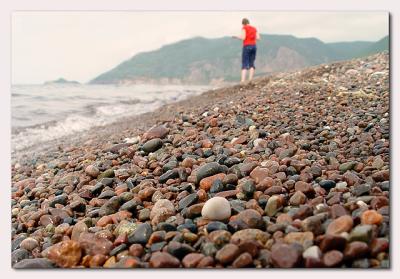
[11, 83, 210, 154]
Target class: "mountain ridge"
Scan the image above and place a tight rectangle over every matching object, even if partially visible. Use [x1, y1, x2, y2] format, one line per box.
[90, 34, 389, 85]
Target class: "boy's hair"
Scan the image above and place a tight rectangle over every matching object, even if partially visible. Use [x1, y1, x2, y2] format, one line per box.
[242, 18, 250, 25]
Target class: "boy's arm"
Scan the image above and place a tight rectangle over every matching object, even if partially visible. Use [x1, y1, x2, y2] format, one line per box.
[256, 31, 260, 40]
[232, 29, 246, 40]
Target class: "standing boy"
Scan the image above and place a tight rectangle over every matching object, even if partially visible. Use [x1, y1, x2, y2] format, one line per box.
[233, 18, 260, 83]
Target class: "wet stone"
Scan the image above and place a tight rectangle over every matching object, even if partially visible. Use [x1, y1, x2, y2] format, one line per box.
[360, 210, 383, 225]
[207, 221, 228, 232]
[323, 250, 343, 267]
[319, 234, 347, 252]
[120, 199, 139, 212]
[110, 244, 127, 256]
[326, 215, 353, 235]
[139, 208, 151, 221]
[236, 209, 264, 229]
[11, 248, 30, 266]
[196, 162, 225, 184]
[232, 252, 253, 268]
[344, 241, 369, 260]
[182, 253, 205, 268]
[167, 241, 195, 259]
[215, 243, 240, 265]
[159, 169, 179, 184]
[143, 138, 163, 153]
[49, 195, 68, 207]
[128, 223, 152, 245]
[319, 180, 336, 191]
[270, 243, 301, 268]
[98, 196, 121, 216]
[352, 184, 371, 196]
[349, 225, 373, 243]
[13, 258, 54, 269]
[149, 252, 180, 268]
[178, 193, 199, 211]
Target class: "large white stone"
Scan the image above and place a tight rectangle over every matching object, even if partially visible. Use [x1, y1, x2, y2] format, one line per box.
[201, 197, 231, 221]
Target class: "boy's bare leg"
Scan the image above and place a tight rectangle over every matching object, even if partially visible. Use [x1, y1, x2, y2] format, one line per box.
[249, 67, 255, 81]
[241, 69, 247, 83]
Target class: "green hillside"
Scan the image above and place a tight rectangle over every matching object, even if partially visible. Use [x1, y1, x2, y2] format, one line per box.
[91, 34, 389, 84]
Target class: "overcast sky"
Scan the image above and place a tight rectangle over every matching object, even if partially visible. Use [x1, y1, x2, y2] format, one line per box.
[12, 11, 388, 84]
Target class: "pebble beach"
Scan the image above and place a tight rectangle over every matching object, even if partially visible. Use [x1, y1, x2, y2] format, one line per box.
[11, 52, 389, 268]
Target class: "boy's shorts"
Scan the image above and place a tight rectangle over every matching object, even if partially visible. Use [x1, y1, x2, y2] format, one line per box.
[242, 45, 257, 70]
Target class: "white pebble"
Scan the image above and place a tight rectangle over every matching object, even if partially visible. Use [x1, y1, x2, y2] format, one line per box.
[356, 200, 368, 209]
[201, 197, 231, 221]
[124, 136, 140, 144]
[302, 245, 322, 260]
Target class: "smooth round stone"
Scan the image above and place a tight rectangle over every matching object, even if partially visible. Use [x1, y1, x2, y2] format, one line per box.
[319, 180, 336, 190]
[182, 253, 205, 268]
[13, 258, 54, 269]
[231, 229, 270, 245]
[326, 215, 353, 235]
[236, 209, 264, 229]
[127, 223, 152, 245]
[159, 169, 179, 183]
[289, 191, 307, 206]
[142, 138, 163, 153]
[143, 125, 169, 140]
[157, 222, 176, 232]
[120, 200, 139, 212]
[178, 193, 199, 211]
[360, 210, 383, 225]
[215, 243, 240, 265]
[195, 162, 225, 184]
[339, 162, 356, 172]
[19, 237, 39, 251]
[323, 250, 343, 267]
[265, 195, 283, 217]
[110, 244, 127, 256]
[149, 252, 180, 268]
[177, 222, 198, 233]
[302, 245, 322, 260]
[85, 165, 100, 178]
[201, 197, 231, 221]
[270, 243, 301, 268]
[344, 241, 369, 260]
[166, 241, 195, 259]
[11, 248, 30, 266]
[349, 225, 373, 243]
[206, 221, 228, 232]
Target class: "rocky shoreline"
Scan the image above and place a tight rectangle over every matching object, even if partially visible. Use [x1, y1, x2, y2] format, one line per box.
[11, 52, 389, 268]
